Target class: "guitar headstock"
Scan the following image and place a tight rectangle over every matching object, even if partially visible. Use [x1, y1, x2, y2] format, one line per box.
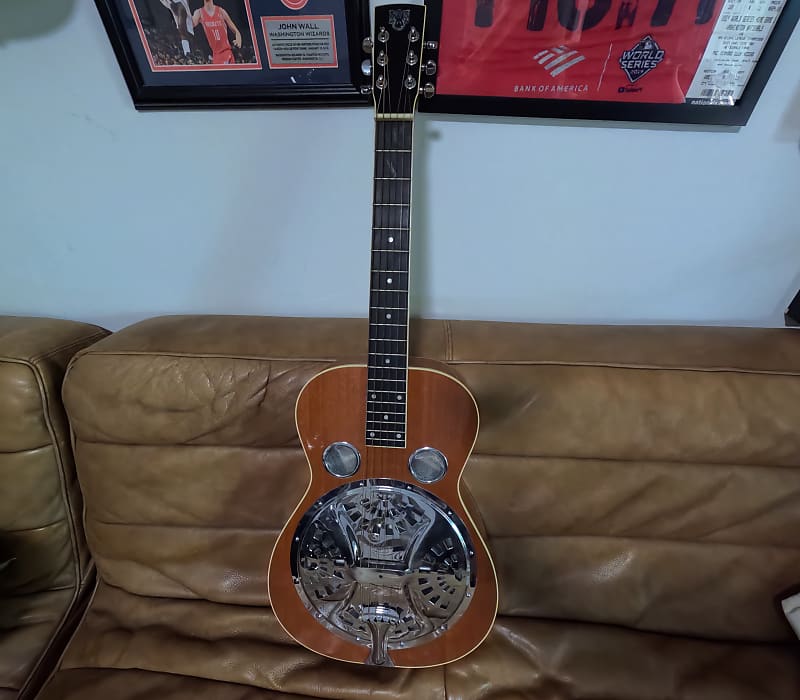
[363, 2, 438, 119]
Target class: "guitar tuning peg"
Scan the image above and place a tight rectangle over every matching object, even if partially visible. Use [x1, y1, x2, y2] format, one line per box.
[420, 83, 436, 98]
[362, 37, 374, 52]
[360, 84, 372, 95]
[425, 59, 437, 76]
[361, 59, 372, 77]
[424, 40, 438, 50]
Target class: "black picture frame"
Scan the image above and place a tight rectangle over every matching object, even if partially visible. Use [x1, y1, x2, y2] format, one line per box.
[95, 0, 373, 109]
[419, 0, 800, 126]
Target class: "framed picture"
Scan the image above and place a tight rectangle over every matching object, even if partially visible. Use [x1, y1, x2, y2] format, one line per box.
[420, 0, 799, 125]
[95, 0, 372, 109]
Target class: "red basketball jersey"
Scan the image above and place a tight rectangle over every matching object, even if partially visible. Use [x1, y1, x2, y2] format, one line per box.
[199, 6, 231, 57]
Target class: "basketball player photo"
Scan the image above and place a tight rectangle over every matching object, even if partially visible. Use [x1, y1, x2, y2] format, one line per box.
[127, 0, 261, 70]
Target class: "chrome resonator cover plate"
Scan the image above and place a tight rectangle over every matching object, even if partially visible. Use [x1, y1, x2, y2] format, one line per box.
[290, 478, 476, 665]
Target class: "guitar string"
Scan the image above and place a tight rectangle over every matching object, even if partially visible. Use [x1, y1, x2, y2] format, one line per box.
[386, 29, 415, 613]
[362, 23, 417, 640]
[358, 41, 381, 620]
[358, 51, 385, 633]
[369, 46, 392, 586]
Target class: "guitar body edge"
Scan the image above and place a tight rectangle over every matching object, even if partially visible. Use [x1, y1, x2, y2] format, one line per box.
[267, 363, 498, 668]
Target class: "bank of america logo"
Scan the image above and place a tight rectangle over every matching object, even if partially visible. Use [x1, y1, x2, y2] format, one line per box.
[533, 45, 586, 77]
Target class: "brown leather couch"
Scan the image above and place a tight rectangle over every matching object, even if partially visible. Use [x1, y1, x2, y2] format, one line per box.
[27, 315, 800, 698]
[0, 317, 108, 700]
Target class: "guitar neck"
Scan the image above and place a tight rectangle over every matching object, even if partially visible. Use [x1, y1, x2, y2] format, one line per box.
[366, 118, 414, 448]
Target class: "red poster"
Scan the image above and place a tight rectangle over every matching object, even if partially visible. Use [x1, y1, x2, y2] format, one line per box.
[437, 0, 726, 103]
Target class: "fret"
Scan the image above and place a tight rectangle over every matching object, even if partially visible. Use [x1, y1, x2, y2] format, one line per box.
[370, 288, 408, 296]
[368, 400, 405, 405]
[375, 177, 411, 181]
[369, 325, 407, 334]
[375, 149, 411, 152]
[371, 246, 409, 255]
[371, 228, 408, 231]
[367, 378, 407, 383]
[373, 203, 410, 207]
[369, 338, 406, 342]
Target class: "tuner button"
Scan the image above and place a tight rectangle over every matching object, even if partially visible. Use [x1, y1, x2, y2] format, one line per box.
[376, 74, 385, 89]
[425, 59, 437, 75]
[407, 51, 418, 66]
[360, 84, 372, 95]
[362, 36, 373, 52]
[361, 59, 372, 77]
[409, 27, 420, 42]
[420, 82, 436, 98]
[405, 75, 417, 90]
[424, 40, 439, 50]
[376, 50, 387, 66]
[378, 27, 389, 43]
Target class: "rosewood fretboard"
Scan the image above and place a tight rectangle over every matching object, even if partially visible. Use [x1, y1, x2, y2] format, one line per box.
[366, 119, 414, 448]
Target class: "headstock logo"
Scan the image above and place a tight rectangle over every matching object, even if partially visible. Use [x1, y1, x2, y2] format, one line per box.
[388, 9, 410, 31]
[619, 35, 665, 82]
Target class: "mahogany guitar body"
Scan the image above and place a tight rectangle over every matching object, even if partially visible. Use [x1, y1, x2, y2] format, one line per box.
[268, 362, 498, 668]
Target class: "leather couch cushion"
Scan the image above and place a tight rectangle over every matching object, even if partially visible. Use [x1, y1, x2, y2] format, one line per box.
[36, 315, 800, 698]
[0, 317, 107, 699]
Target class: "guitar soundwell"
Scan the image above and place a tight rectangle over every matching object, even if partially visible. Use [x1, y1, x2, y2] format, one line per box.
[267, 1, 498, 668]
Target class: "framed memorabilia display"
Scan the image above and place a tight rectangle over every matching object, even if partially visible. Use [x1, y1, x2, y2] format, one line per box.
[95, 0, 371, 109]
[420, 0, 799, 125]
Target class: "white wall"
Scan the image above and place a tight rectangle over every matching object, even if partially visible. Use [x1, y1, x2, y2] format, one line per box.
[2, 1, 799, 331]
